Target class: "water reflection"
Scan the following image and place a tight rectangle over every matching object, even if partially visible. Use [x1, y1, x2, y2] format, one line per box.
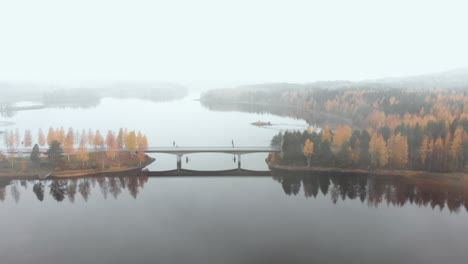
[1, 174, 467, 213]
[273, 172, 468, 213]
[0, 176, 149, 203]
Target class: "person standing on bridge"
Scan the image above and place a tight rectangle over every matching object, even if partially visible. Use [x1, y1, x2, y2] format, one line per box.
[173, 141, 175, 147]
[232, 139, 234, 148]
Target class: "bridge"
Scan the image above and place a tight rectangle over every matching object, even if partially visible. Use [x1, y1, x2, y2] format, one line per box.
[7, 146, 281, 171]
[145, 146, 280, 170]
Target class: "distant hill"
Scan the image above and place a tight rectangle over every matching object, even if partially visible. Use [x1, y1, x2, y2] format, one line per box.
[0, 81, 188, 104]
[206, 68, 468, 93]
[366, 68, 468, 90]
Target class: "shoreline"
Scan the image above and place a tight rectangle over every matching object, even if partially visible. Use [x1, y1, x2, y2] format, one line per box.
[268, 163, 468, 181]
[0, 157, 155, 181]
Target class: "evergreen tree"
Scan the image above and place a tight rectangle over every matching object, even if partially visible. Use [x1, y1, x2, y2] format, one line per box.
[48, 140, 63, 167]
[30, 144, 41, 165]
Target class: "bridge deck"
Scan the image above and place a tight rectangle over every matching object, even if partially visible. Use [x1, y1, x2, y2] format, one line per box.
[10, 146, 281, 155]
[144, 146, 280, 154]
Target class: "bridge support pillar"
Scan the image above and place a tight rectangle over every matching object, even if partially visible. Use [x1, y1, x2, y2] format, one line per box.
[177, 155, 182, 171]
[237, 154, 241, 170]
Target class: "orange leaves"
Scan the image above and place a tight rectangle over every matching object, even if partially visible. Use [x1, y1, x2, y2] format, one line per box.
[420, 136, 430, 165]
[47, 127, 56, 145]
[366, 110, 386, 130]
[23, 130, 32, 148]
[369, 133, 388, 167]
[38, 128, 46, 147]
[321, 126, 332, 142]
[94, 130, 104, 148]
[332, 125, 352, 150]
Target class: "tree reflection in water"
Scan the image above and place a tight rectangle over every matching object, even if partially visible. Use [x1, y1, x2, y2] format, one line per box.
[0, 174, 466, 213]
[273, 172, 468, 213]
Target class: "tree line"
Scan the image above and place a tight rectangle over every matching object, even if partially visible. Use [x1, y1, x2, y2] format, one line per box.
[270, 122, 467, 172]
[1, 128, 150, 169]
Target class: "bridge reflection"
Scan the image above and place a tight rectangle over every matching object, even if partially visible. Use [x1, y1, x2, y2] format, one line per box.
[146, 168, 271, 177]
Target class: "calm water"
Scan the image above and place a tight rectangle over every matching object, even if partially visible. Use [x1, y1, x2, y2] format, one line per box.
[1, 94, 467, 264]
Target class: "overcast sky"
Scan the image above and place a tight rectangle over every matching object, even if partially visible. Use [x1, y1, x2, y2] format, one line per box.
[0, 0, 467, 83]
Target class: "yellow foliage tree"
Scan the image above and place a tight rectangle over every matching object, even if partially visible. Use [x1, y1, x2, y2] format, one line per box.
[332, 125, 352, 150]
[126, 131, 138, 154]
[64, 129, 75, 161]
[303, 139, 314, 167]
[450, 127, 464, 170]
[369, 133, 388, 167]
[321, 126, 332, 142]
[420, 136, 429, 166]
[106, 131, 118, 160]
[388, 133, 408, 169]
[75, 138, 89, 166]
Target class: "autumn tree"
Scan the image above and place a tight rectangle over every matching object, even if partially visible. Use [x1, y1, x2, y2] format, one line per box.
[450, 127, 464, 170]
[321, 126, 332, 142]
[419, 136, 430, 168]
[387, 133, 408, 169]
[332, 125, 352, 151]
[117, 128, 125, 149]
[47, 127, 56, 145]
[432, 137, 445, 172]
[106, 131, 118, 160]
[87, 129, 95, 148]
[303, 139, 314, 167]
[24, 130, 32, 148]
[57, 127, 66, 145]
[126, 131, 137, 155]
[369, 133, 388, 168]
[38, 128, 46, 147]
[75, 138, 89, 167]
[94, 130, 104, 149]
[63, 128, 75, 161]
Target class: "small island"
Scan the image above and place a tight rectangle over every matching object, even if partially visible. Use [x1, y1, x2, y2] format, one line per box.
[251, 121, 272, 127]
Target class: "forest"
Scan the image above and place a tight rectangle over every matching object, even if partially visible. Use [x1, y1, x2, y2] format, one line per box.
[259, 86, 468, 173]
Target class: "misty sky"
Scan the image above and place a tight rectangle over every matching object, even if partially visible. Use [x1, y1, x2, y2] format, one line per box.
[0, 0, 467, 83]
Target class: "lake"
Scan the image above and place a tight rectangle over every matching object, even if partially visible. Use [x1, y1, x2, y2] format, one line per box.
[0, 93, 467, 264]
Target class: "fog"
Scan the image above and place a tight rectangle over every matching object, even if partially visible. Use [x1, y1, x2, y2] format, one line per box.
[1, 0, 467, 84]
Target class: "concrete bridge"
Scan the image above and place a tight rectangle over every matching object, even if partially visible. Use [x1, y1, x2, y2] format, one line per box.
[144, 146, 280, 170]
[8, 146, 281, 171]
